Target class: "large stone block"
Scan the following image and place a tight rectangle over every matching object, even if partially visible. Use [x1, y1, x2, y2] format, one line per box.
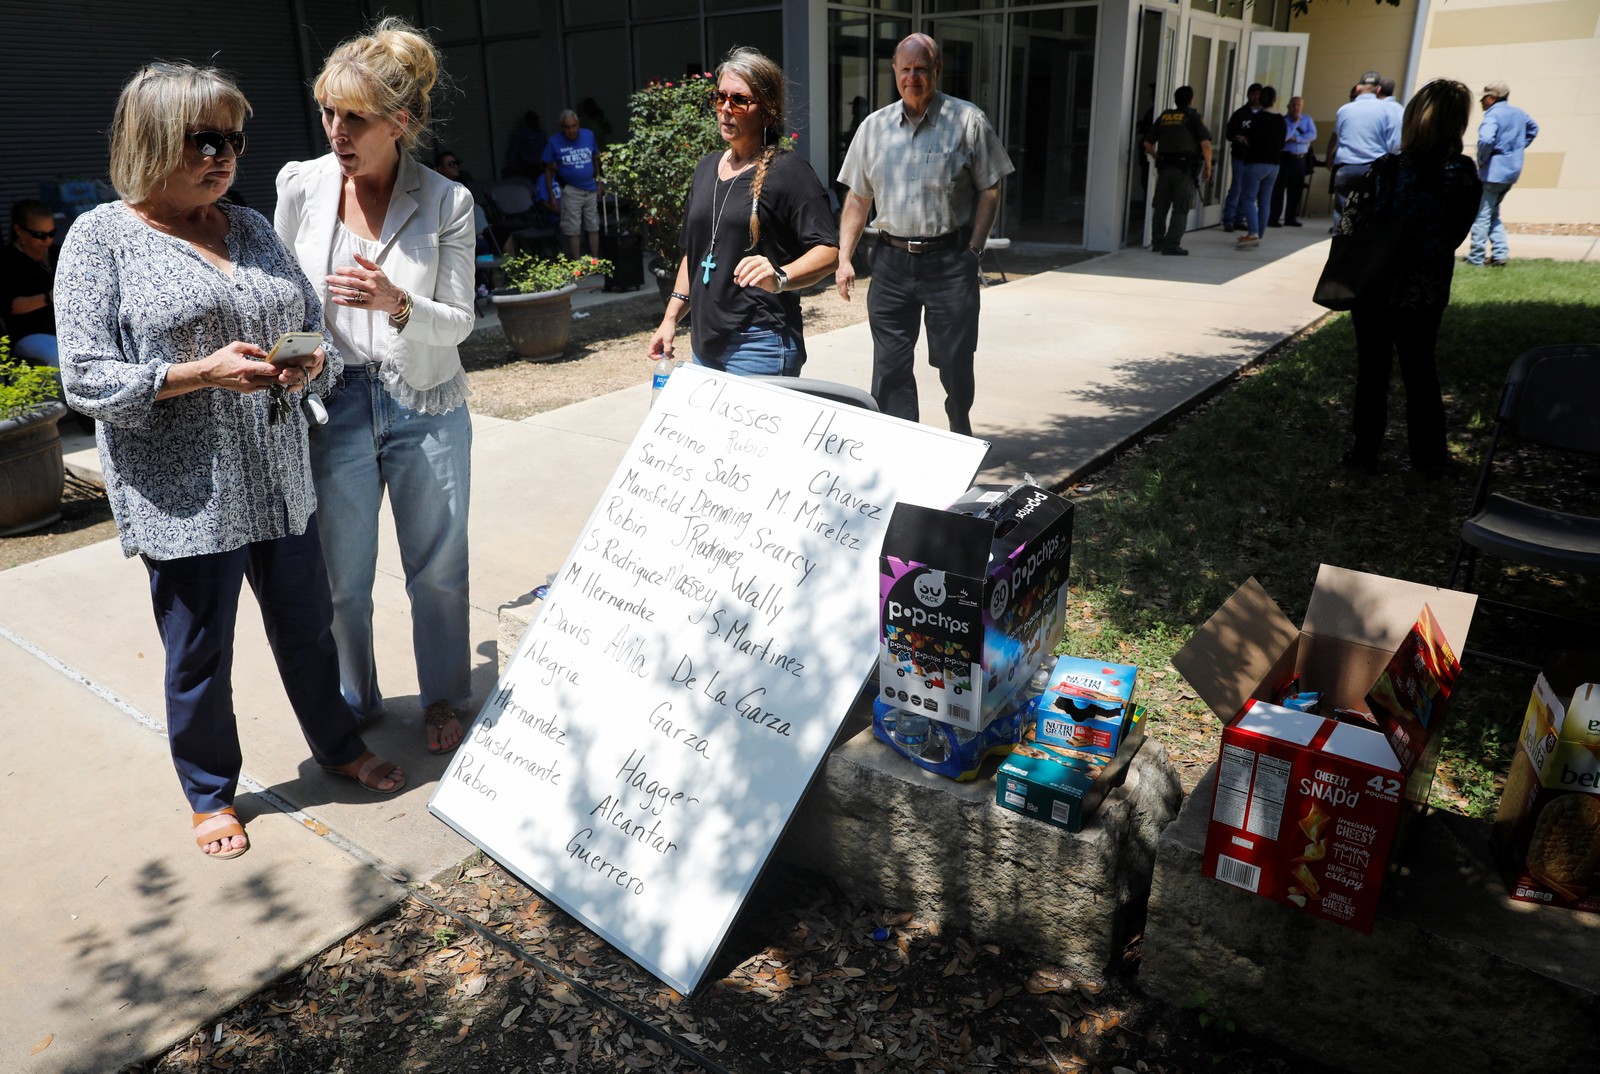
[498, 597, 536, 674]
[1141, 764, 1600, 1073]
[776, 724, 1183, 982]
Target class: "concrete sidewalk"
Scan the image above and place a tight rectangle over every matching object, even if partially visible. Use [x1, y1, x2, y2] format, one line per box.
[4, 225, 1589, 1072]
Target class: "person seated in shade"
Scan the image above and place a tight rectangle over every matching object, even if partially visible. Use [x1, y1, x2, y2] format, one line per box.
[1, 198, 59, 366]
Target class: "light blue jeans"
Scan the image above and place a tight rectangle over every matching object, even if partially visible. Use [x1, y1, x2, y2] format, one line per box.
[693, 326, 801, 377]
[309, 365, 473, 718]
[1236, 162, 1280, 238]
[1467, 180, 1513, 265]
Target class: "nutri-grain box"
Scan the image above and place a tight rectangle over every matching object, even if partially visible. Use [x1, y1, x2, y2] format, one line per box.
[1172, 565, 1476, 933]
[879, 484, 1073, 731]
[1495, 674, 1600, 913]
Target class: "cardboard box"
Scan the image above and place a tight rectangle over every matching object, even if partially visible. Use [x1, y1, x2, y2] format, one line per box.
[1172, 565, 1476, 933]
[996, 705, 1145, 832]
[1036, 656, 1137, 755]
[878, 484, 1072, 731]
[1495, 675, 1600, 913]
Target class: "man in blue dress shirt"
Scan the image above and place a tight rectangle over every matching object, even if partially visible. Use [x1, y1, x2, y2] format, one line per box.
[1329, 73, 1399, 230]
[1467, 81, 1540, 267]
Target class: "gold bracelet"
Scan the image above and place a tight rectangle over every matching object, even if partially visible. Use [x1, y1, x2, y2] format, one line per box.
[390, 290, 413, 328]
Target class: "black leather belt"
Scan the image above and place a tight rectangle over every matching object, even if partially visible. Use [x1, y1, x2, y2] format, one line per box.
[876, 232, 962, 254]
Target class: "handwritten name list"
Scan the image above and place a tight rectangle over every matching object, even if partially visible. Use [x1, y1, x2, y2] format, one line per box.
[430, 367, 986, 995]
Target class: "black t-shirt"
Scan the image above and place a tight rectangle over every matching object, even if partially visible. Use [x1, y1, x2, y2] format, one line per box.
[0, 243, 56, 340]
[677, 148, 838, 366]
[1242, 111, 1288, 165]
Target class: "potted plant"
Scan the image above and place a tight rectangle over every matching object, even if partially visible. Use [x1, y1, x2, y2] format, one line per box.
[491, 253, 612, 361]
[0, 335, 70, 535]
[601, 73, 722, 304]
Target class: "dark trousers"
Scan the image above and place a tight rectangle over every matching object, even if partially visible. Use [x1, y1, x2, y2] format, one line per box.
[1150, 162, 1197, 251]
[144, 519, 364, 813]
[868, 241, 981, 435]
[1349, 301, 1447, 467]
[1270, 153, 1309, 225]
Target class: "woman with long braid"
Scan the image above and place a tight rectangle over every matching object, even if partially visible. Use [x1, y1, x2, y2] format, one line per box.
[647, 47, 838, 377]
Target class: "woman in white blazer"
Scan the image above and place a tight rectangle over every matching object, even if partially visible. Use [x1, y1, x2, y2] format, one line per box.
[276, 18, 475, 756]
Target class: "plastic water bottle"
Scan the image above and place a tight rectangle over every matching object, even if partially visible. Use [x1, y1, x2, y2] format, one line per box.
[650, 356, 679, 406]
[892, 711, 931, 754]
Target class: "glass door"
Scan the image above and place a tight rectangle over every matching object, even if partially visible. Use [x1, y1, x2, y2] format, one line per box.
[1124, 7, 1171, 247]
[1246, 31, 1309, 100]
[1184, 20, 1240, 227]
[930, 6, 1099, 246]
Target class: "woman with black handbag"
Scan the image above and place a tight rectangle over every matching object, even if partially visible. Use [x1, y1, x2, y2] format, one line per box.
[1326, 79, 1481, 476]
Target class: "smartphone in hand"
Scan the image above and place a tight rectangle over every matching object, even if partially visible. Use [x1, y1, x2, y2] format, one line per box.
[267, 331, 323, 368]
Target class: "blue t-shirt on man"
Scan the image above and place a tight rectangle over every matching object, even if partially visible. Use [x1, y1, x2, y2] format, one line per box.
[542, 128, 599, 192]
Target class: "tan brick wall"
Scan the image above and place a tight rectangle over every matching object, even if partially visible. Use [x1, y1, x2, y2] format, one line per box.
[1295, 0, 1599, 225]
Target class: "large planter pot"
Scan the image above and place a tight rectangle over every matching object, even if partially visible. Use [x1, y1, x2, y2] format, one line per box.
[0, 401, 68, 536]
[492, 284, 577, 361]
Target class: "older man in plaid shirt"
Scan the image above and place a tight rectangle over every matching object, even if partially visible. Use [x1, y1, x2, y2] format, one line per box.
[835, 33, 1013, 436]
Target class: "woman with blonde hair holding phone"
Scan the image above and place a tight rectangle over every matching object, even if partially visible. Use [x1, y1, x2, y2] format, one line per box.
[56, 61, 406, 861]
[277, 18, 477, 755]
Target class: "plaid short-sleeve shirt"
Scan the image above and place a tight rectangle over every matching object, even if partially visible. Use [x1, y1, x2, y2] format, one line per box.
[837, 93, 1014, 239]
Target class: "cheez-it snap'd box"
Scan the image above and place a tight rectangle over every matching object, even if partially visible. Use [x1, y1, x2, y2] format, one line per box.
[1172, 565, 1476, 933]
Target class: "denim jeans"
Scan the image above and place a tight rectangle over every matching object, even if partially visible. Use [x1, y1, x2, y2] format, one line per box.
[1236, 162, 1280, 238]
[1467, 181, 1513, 265]
[309, 365, 473, 718]
[143, 521, 365, 813]
[693, 325, 801, 377]
[1222, 156, 1247, 226]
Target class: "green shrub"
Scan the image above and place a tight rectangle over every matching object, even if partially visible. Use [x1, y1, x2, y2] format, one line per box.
[601, 73, 723, 267]
[0, 336, 62, 421]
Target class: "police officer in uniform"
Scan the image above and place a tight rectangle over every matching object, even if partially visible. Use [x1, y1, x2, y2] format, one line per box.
[1142, 86, 1213, 256]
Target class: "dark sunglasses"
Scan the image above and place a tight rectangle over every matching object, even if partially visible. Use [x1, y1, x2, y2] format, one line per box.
[710, 91, 757, 113]
[187, 130, 247, 158]
[21, 225, 56, 240]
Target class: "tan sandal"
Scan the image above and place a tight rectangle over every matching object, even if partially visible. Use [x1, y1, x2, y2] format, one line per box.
[193, 807, 249, 860]
[424, 701, 465, 755]
[321, 750, 406, 794]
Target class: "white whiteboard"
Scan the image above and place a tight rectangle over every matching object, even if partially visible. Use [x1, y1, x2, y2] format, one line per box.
[430, 366, 987, 995]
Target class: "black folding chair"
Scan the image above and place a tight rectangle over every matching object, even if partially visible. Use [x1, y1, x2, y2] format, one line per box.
[745, 376, 880, 412]
[1447, 343, 1600, 669]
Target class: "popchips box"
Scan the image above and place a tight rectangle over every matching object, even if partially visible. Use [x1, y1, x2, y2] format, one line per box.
[1172, 565, 1476, 933]
[1495, 675, 1600, 913]
[1036, 656, 1137, 756]
[879, 484, 1073, 731]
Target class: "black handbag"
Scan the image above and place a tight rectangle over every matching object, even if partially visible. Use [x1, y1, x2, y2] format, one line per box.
[1313, 158, 1400, 310]
[1312, 228, 1399, 310]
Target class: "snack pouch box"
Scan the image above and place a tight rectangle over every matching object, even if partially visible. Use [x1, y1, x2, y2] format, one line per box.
[1036, 656, 1137, 756]
[1494, 675, 1600, 913]
[996, 707, 1145, 832]
[879, 484, 1073, 731]
[1171, 565, 1476, 933]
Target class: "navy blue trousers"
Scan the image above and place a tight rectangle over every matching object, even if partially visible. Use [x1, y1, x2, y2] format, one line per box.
[867, 241, 981, 435]
[143, 519, 365, 813]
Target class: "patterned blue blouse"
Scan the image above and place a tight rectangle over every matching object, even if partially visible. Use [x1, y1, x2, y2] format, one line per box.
[56, 201, 341, 561]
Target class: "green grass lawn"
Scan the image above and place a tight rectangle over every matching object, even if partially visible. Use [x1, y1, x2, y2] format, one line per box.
[1058, 259, 1600, 817]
